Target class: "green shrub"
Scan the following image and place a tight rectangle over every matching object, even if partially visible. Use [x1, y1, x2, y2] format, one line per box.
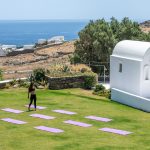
[93, 84, 111, 99]
[97, 89, 111, 99]
[18, 79, 24, 85]
[107, 90, 111, 99]
[0, 69, 3, 81]
[5, 83, 10, 89]
[82, 73, 98, 89]
[62, 65, 70, 72]
[18, 79, 30, 88]
[9, 79, 17, 86]
[69, 53, 81, 64]
[94, 84, 106, 92]
[7, 79, 29, 88]
[80, 67, 88, 73]
[93, 85, 111, 99]
[33, 68, 45, 82]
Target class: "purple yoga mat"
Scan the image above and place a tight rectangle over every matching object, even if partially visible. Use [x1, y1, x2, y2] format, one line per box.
[85, 116, 112, 122]
[34, 126, 64, 133]
[52, 110, 76, 115]
[1, 118, 27, 124]
[64, 120, 92, 127]
[30, 114, 55, 120]
[1, 108, 24, 114]
[25, 105, 46, 110]
[99, 128, 132, 135]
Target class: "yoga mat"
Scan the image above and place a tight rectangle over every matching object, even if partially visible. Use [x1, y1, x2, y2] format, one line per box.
[34, 126, 64, 133]
[85, 116, 112, 122]
[99, 127, 132, 135]
[30, 114, 55, 120]
[52, 109, 76, 115]
[1, 108, 24, 114]
[1, 118, 27, 124]
[25, 105, 46, 110]
[64, 120, 92, 127]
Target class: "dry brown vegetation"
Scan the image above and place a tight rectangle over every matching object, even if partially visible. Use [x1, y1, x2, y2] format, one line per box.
[0, 41, 75, 79]
[140, 27, 150, 33]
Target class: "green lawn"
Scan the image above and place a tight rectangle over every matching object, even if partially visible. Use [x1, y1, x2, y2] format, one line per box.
[0, 88, 149, 150]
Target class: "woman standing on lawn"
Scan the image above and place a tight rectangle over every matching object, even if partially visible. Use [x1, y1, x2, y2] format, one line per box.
[28, 82, 37, 111]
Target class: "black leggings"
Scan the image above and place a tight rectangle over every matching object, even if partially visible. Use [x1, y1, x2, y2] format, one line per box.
[29, 94, 36, 109]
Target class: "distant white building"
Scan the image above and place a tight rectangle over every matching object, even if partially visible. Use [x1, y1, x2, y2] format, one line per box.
[37, 39, 47, 45]
[48, 36, 64, 44]
[0, 45, 17, 56]
[110, 40, 150, 112]
[0, 48, 7, 56]
[2, 45, 16, 50]
[14, 48, 24, 52]
[23, 45, 35, 50]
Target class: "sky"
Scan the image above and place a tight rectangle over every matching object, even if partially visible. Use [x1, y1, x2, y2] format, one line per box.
[0, 0, 149, 21]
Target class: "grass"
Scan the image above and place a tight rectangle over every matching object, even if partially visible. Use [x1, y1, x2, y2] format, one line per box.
[0, 88, 150, 150]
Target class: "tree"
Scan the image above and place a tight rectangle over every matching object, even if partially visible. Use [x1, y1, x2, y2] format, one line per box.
[74, 19, 116, 64]
[73, 17, 150, 73]
[33, 68, 45, 83]
[116, 17, 142, 41]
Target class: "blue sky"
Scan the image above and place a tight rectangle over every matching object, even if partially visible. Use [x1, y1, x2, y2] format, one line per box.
[0, 0, 149, 21]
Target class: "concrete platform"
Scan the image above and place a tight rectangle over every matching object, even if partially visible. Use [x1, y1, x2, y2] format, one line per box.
[111, 88, 150, 112]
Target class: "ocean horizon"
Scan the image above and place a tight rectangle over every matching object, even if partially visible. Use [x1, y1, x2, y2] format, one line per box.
[0, 19, 146, 46]
[0, 20, 89, 46]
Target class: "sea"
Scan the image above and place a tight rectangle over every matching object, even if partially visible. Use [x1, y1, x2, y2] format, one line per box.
[0, 20, 89, 46]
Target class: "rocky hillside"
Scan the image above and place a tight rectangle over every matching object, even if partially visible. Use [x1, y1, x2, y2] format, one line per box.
[140, 20, 150, 33]
[0, 41, 75, 79]
[140, 20, 150, 27]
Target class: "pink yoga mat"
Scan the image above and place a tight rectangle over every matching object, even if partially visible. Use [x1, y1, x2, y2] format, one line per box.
[64, 120, 92, 127]
[99, 127, 132, 135]
[25, 105, 46, 110]
[85, 116, 112, 122]
[30, 114, 55, 120]
[1, 108, 24, 114]
[34, 126, 64, 133]
[1, 118, 27, 124]
[52, 110, 76, 115]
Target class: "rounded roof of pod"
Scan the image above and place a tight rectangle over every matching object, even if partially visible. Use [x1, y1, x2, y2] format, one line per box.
[112, 40, 150, 60]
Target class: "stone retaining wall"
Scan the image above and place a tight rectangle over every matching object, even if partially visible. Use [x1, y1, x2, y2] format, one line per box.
[35, 42, 64, 51]
[7, 49, 35, 56]
[46, 73, 98, 90]
[0, 78, 27, 89]
[46, 75, 86, 90]
[0, 81, 8, 88]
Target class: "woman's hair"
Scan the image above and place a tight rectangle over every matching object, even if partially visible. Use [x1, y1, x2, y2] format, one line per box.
[28, 82, 34, 92]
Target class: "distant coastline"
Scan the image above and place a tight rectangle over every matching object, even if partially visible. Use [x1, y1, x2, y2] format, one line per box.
[0, 19, 149, 46]
[0, 20, 88, 46]
[0, 19, 90, 22]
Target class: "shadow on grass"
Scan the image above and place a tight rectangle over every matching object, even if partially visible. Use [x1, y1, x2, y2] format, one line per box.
[49, 90, 144, 112]
[26, 110, 35, 112]
[50, 90, 111, 104]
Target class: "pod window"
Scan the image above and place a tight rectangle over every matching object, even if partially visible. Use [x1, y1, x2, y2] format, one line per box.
[119, 63, 122, 73]
[144, 65, 150, 80]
